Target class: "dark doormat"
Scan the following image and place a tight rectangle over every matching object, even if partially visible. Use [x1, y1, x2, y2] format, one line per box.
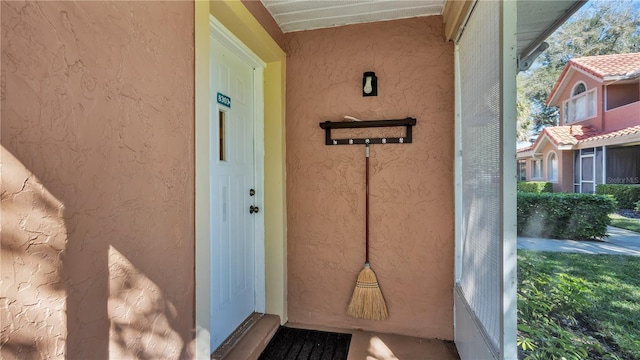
[258, 326, 352, 360]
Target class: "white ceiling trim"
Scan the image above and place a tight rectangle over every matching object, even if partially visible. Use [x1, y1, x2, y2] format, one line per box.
[261, 0, 445, 33]
[260, 0, 586, 68]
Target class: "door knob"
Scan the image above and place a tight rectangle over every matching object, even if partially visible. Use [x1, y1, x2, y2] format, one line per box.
[250, 205, 260, 214]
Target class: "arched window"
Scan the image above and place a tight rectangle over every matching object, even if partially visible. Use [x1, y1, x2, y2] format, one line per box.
[547, 152, 558, 182]
[563, 82, 596, 124]
[572, 82, 586, 96]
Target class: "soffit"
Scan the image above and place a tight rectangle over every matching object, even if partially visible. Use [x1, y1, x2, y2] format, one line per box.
[261, 0, 585, 60]
[516, 0, 586, 58]
[260, 0, 445, 33]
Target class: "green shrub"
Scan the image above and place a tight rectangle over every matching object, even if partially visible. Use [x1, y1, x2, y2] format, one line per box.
[518, 181, 554, 193]
[517, 192, 616, 240]
[517, 255, 592, 360]
[596, 184, 640, 209]
[636, 200, 640, 212]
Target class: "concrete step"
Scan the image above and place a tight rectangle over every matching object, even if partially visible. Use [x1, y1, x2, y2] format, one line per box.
[214, 313, 280, 360]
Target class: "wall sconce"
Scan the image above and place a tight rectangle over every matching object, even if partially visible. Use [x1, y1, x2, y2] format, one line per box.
[363, 71, 377, 97]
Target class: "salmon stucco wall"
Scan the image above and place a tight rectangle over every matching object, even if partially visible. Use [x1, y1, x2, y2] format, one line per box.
[560, 151, 575, 193]
[538, 142, 563, 192]
[1, 2, 194, 359]
[285, 17, 454, 339]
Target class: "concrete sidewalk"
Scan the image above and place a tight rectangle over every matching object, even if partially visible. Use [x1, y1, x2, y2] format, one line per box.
[517, 226, 640, 257]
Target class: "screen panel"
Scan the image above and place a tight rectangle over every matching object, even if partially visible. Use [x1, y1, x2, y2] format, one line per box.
[458, 0, 501, 352]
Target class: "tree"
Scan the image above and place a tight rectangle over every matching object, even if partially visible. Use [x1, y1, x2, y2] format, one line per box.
[516, 81, 533, 142]
[517, 0, 640, 138]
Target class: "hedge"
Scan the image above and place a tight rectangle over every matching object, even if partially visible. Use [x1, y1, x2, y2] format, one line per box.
[517, 181, 554, 193]
[517, 192, 616, 240]
[596, 184, 640, 209]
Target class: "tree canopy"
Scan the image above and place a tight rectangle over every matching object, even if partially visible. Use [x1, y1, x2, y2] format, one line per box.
[517, 0, 640, 142]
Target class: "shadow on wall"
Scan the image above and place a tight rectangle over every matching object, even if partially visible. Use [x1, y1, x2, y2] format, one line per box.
[1, 149, 187, 359]
[1, 1, 195, 358]
[1, 149, 67, 359]
[108, 246, 184, 359]
[0, 147, 191, 359]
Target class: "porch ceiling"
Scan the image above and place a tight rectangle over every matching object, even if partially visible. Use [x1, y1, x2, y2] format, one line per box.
[260, 0, 586, 60]
[259, 0, 445, 33]
[516, 0, 586, 59]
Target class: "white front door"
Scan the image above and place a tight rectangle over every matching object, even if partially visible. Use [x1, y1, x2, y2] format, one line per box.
[210, 35, 258, 351]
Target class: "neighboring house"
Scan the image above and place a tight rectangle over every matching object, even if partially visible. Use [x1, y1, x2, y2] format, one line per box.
[517, 52, 640, 193]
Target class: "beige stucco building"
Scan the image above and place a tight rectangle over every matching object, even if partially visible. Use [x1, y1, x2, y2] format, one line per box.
[2, 1, 586, 359]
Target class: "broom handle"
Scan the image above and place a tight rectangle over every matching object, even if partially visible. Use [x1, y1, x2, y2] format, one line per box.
[365, 144, 370, 264]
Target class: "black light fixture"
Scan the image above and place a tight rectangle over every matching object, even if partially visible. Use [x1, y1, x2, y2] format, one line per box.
[363, 71, 377, 97]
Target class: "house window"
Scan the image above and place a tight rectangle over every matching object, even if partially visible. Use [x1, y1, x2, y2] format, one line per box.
[573, 82, 586, 96]
[606, 145, 640, 184]
[547, 152, 558, 182]
[517, 160, 526, 181]
[532, 159, 543, 179]
[606, 83, 640, 110]
[563, 82, 596, 124]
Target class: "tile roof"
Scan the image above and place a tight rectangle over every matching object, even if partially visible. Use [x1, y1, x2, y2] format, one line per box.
[570, 52, 640, 79]
[543, 125, 603, 145]
[518, 125, 640, 157]
[579, 125, 640, 144]
[516, 145, 533, 153]
[547, 52, 640, 105]
[530, 125, 640, 150]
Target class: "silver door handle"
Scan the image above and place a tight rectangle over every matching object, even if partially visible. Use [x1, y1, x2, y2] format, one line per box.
[249, 205, 259, 214]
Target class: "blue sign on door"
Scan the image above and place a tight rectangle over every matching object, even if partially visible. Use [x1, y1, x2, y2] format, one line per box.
[217, 92, 231, 108]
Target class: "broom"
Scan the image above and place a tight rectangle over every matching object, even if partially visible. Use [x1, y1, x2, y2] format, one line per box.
[347, 143, 388, 320]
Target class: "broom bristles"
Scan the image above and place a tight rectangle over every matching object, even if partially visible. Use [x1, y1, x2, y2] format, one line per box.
[347, 264, 388, 320]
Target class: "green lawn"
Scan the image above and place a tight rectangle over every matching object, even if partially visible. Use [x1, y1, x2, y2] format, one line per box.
[610, 213, 640, 233]
[518, 250, 640, 360]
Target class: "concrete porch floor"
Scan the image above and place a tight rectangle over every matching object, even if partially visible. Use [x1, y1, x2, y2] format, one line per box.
[222, 314, 460, 360]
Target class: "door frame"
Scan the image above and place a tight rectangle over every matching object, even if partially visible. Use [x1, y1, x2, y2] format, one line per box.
[575, 148, 596, 194]
[209, 14, 267, 316]
[205, 13, 266, 347]
[195, 3, 286, 357]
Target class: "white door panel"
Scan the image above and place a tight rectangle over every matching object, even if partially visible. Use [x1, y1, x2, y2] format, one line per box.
[210, 35, 256, 351]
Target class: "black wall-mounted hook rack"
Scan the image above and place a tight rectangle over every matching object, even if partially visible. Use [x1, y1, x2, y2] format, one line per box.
[318, 117, 416, 145]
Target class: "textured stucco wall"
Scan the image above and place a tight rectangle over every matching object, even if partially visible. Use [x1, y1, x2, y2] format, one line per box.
[1, 1, 194, 359]
[285, 17, 455, 339]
